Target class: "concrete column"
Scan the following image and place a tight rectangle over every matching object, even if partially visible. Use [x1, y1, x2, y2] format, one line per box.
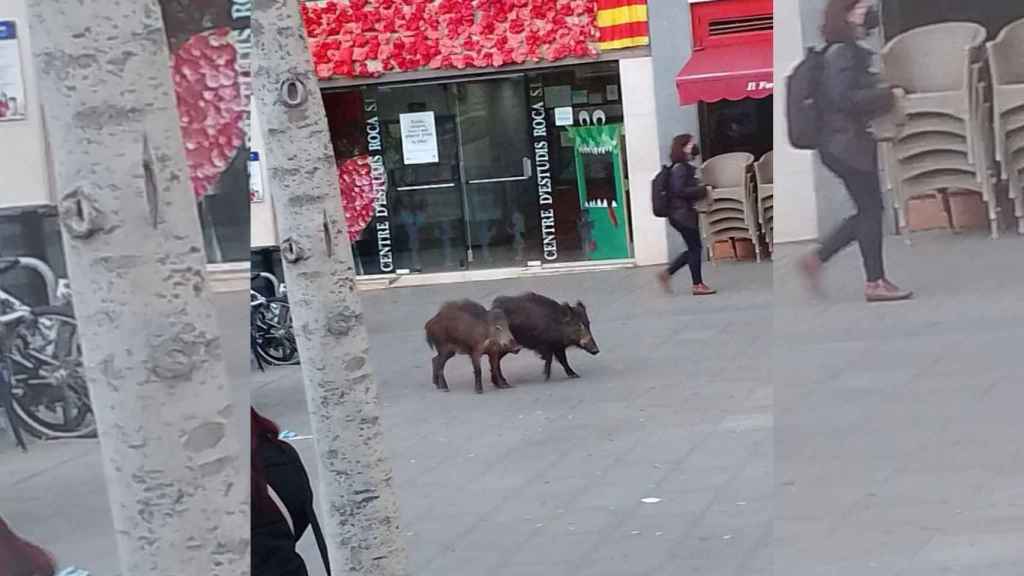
[773, 0, 820, 243]
[647, 0, 701, 259]
[620, 56, 669, 266]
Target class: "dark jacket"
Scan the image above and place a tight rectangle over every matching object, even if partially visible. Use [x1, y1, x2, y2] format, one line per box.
[668, 162, 707, 229]
[252, 439, 315, 576]
[820, 42, 896, 172]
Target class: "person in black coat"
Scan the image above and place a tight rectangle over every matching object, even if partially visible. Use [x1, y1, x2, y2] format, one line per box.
[800, 0, 913, 302]
[657, 134, 717, 296]
[252, 408, 329, 576]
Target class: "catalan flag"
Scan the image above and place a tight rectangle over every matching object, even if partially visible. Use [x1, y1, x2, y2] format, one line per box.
[596, 0, 650, 51]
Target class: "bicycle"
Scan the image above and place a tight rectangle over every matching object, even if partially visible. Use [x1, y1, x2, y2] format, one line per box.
[250, 273, 299, 370]
[0, 257, 94, 443]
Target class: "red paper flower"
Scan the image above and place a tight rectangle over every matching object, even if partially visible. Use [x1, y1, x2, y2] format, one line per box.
[337, 156, 378, 241]
[305, 0, 601, 79]
[171, 28, 246, 200]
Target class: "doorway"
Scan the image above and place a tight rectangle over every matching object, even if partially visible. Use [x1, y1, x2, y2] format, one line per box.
[373, 76, 536, 273]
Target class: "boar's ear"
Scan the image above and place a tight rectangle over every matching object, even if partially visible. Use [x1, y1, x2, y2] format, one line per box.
[575, 301, 587, 314]
[560, 303, 575, 320]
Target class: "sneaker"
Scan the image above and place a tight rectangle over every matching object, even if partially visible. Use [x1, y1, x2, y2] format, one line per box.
[692, 283, 717, 296]
[865, 279, 913, 302]
[657, 270, 673, 294]
[799, 253, 824, 298]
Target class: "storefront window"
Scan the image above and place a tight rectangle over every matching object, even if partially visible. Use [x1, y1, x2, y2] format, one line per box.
[163, 0, 252, 264]
[699, 97, 773, 160]
[322, 61, 633, 276]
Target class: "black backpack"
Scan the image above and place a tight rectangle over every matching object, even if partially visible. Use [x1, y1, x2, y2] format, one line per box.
[651, 164, 673, 218]
[253, 438, 330, 576]
[786, 46, 828, 150]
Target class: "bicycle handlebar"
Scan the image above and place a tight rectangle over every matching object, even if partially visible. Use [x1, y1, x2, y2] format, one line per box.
[250, 290, 268, 307]
[0, 309, 31, 325]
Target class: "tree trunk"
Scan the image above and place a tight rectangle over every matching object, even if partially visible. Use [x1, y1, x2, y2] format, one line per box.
[251, 0, 408, 574]
[25, 2, 249, 575]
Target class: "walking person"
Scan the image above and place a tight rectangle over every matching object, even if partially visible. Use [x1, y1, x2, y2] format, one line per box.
[657, 134, 717, 296]
[800, 0, 913, 302]
[251, 408, 330, 576]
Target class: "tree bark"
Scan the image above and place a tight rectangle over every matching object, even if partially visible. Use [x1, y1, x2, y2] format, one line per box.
[251, 0, 408, 574]
[25, 1, 249, 574]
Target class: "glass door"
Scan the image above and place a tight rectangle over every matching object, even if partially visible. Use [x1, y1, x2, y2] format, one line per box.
[454, 77, 537, 268]
[377, 84, 467, 272]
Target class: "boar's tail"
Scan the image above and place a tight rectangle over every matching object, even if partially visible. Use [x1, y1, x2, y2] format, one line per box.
[425, 324, 436, 351]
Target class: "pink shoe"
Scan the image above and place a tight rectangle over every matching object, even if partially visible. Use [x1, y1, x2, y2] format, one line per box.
[799, 253, 825, 298]
[692, 283, 717, 296]
[657, 270, 673, 294]
[865, 279, 913, 302]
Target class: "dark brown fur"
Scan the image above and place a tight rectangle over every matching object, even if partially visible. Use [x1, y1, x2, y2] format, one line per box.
[492, 292, 599, 382]
[425, 300, 520, 394]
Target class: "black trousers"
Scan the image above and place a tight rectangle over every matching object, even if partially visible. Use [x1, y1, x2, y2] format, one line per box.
[817, 152, 885, 282]
[667, 219, 703, 285]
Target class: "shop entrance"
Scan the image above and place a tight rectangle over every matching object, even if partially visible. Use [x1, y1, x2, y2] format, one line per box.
[375, 76, 536, 273]
[324, 61, 630, 276]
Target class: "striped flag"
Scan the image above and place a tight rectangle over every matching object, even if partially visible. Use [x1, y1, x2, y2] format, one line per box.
[596, 0, 650, 51]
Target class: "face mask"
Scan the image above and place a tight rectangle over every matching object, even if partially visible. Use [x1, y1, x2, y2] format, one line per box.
[862, 6, 880, 31]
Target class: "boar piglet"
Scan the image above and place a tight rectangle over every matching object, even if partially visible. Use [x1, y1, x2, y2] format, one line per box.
[492, 292, 599, 381]
[425, 300, 521, 394]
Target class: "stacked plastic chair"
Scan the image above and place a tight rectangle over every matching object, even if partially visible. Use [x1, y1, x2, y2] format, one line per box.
[877, 22, 999, 239]
[988, 17, 1024, 235]
[753, 151, 774, 252]
[698, 152, 761, 263]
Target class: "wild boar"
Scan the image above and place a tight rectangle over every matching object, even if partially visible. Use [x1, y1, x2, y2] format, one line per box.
[492, 292, 599, 381]
[425, 299, 521, 394]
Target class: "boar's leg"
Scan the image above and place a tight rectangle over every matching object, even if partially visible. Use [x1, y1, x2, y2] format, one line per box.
[470, 352, 485, 394]
[433, 350, 455, 391]
[542, 351, 554, 381]
[555, 348, 580, 379]
[489, 351, 512, 389]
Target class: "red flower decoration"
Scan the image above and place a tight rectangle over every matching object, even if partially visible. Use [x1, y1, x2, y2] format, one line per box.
[171, 28, 246, 200]
[337, 156, 378, 241]
[304, 0, 602, 79]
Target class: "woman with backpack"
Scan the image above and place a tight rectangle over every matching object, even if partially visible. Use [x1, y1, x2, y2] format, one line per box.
[252, 408, 330, 576]
[657, 134, 717, 296]
[799, 0, 913, 302]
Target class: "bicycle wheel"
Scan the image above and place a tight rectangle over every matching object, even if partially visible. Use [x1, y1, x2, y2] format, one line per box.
[8, 306, 96, 439]
[253, 298, 299, 366]
[253, 297, 300, 366]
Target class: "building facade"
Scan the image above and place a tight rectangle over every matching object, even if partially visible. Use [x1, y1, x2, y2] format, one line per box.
[252, 0, 775, 283]
[0, 0, 253, 301]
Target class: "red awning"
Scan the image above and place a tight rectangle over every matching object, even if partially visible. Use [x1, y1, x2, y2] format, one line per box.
[676, 39, 773, 105]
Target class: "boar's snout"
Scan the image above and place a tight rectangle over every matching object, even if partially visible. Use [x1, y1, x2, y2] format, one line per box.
[508, 339, 523, 355]
[579, 334, 600, 355]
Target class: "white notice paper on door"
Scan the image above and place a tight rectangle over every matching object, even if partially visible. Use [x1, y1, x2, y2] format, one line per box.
[554, 106, 574, 127]
[400, 111, 439, 165]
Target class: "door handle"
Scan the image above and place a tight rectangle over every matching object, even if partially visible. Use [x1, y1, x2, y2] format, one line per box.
[466, 157, 534, 185]
[467, 175, 530, 184]
[394, 183, 457, 191]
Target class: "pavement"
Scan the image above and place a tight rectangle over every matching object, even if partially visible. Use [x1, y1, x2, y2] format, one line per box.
[5, 228, 1019, 576]
[253, 261, 773, 576]
[773, 230, 1024, 575]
